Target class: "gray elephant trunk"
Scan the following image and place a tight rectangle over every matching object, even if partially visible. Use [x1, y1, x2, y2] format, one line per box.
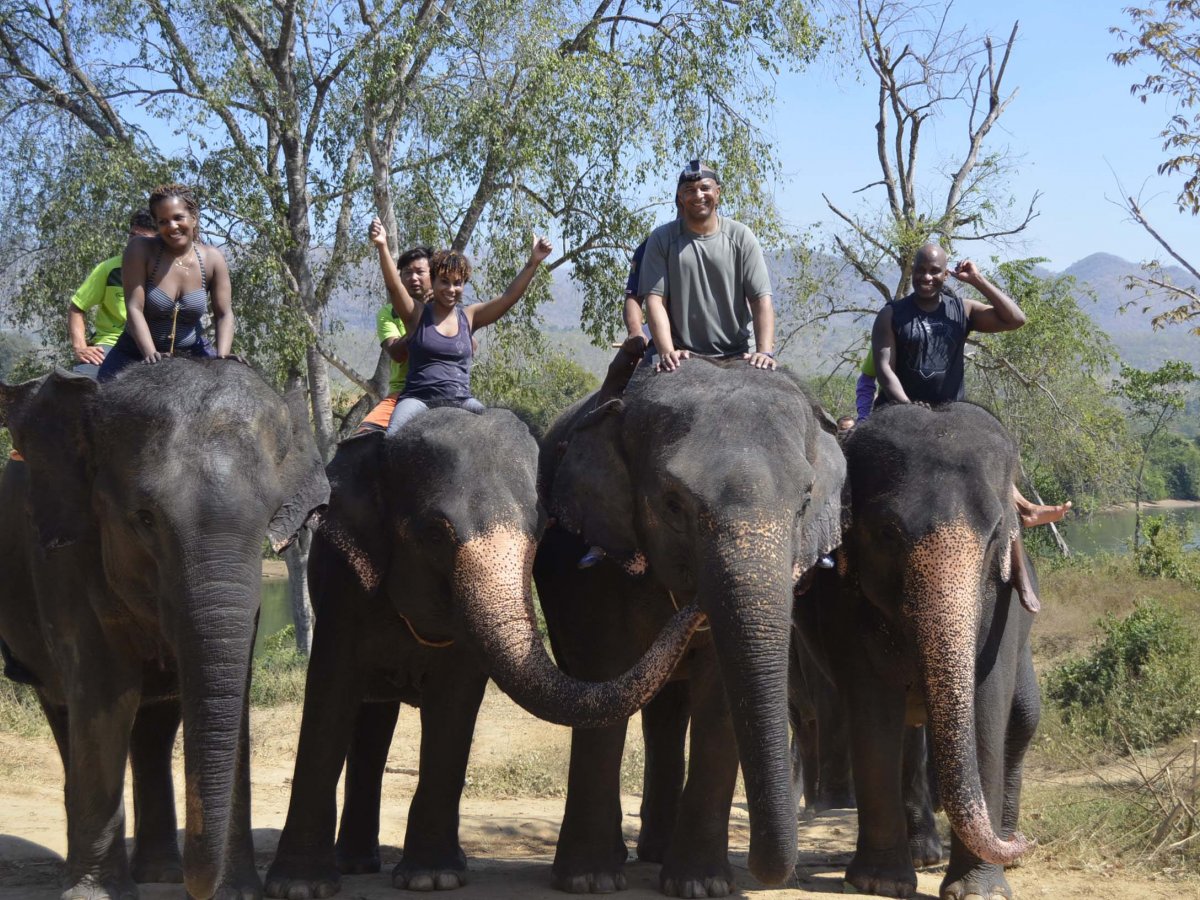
[455, 528, 704, 730]
[907, 520, 1031, 866]
[701, 515, 798, 886]
[175, 552, 260, 899]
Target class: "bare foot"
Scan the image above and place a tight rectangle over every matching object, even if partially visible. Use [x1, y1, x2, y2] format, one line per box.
[1018, 499, 1071, 528]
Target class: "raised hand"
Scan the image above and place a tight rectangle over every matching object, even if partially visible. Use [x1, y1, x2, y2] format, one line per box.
[950, 259, 982, 285]
[530, 234, 553, 264]
[369, 217, 389, 250]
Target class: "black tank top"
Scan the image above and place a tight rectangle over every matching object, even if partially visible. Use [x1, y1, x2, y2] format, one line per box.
[885, 289, 969, 405]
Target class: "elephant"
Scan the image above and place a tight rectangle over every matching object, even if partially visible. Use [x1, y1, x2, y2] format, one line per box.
[812, 401, 1039, 899]
[533, 358, 845, 896]
[264, 406, 703, 899]
[788, 584, 854, 814]
[0, 360, 328, 900]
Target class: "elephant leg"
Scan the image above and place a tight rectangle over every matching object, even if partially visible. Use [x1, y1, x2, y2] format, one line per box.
[816, 686, 854, 811]
[62, 666, 141, 900]
[336, 699, 401, 874]
[552, 721, 630, 894]
[129, 698, 184, 884]
[659, 651, 739, 899]
[393, 660, 487, 891]
[637, 680, 689, 863]
[902, 726, 942, 869]
[265, 581, 365, 900]
[844, 673, 915, 898]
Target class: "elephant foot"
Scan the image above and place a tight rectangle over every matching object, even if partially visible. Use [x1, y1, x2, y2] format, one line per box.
[335, 843, 381, 875]
[940, 862, 1012, 900]
[213, 859, 265, 900]
[908, 829, 944, 869]
[845, 847, 917, 898]
[60, 876, 138, 900]
[392, 847, 468, 891]
[659, 857, 734, 898]
[552, 870, 628, 894]
[130, 841, 184, 884]
[635, 827, 670, 864]
[263, 857, 341, 900]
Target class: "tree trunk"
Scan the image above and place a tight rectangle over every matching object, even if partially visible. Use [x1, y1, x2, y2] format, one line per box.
[306, 346, 336, 462]
[283, 527, 314, 655]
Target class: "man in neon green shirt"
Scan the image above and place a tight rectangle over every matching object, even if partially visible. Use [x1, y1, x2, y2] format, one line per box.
[68, 210, 157, 378]
[359, 245, 433, 432]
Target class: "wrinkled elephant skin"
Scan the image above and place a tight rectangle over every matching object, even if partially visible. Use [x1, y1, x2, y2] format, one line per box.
[808, 402, 1039, 900]
[535, 360, 845, 896]
[265, 408, 703, 899]
[0, 361, 328, 900]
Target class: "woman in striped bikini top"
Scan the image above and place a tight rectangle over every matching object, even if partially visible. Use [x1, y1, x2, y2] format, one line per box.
[119, 183, 234, 364]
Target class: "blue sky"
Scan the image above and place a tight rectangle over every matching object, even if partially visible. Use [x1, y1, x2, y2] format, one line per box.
[768, 1, 1194, 270]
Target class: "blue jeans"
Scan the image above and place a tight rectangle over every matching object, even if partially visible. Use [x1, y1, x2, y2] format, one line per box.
[97, 335, 215, 383]
[386, 396, 485, 437]
[72, 345, 110, 380]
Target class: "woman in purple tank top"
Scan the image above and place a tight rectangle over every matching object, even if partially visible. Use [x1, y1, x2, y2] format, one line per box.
[368, 220, 553, 435]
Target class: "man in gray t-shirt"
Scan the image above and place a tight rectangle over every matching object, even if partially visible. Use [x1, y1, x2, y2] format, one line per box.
[640, 159, 776, 371]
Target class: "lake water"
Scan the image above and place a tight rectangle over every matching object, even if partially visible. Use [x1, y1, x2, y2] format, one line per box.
[256, 577, 294, 656]
[252, 506, 1200, 652]
[1052, 505, 1200, 557]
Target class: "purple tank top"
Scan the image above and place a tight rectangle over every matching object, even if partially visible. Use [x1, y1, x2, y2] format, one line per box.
[402, 304, 473, 402]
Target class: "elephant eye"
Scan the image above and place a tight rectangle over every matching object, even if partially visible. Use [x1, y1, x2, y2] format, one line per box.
[135, 510, 155, 529]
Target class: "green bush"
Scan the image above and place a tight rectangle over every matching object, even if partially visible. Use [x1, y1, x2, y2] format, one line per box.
[249, 625, 309, 707]
[1045, 601, 1200, 750]
[1135, 515, 1199, 584]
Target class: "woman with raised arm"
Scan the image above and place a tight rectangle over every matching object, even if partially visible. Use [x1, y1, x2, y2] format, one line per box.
[98, 183, 234, 382]
[368, 218, 552, 434]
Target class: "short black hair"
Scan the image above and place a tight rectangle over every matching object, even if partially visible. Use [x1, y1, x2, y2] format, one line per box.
[129, 209, 156, 231]
[397, 246, 433, 269]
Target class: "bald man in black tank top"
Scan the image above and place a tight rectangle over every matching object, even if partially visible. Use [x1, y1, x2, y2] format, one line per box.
[871, 244, 1070, 612]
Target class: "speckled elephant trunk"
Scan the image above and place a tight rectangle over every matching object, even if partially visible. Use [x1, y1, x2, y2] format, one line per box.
[176, 549, 260, 900]
[454, 527, 705, 730]
[905, 519, 1030, 867]
[700, 513, 798, 886]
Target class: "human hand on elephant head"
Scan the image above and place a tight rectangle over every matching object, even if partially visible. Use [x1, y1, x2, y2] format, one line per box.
[142, 350, 169, 364]
[656, 348, 690, 372]
[744, 351, 777, 371]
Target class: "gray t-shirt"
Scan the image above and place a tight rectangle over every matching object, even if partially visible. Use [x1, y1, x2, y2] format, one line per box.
[639, 216, 772, 356]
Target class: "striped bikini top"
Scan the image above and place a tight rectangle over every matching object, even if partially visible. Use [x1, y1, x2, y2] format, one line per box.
[145, 242, 207, 351]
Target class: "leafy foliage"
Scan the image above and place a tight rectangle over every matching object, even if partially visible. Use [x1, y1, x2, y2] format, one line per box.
[1111, 1, 1200, 216]
[968, 260, 1129, 506]
[472, 334, 598, 435]
[1046, 601, 1200, 750]
[1134, 515, 1199, 583]
[248, 625, 308, 707]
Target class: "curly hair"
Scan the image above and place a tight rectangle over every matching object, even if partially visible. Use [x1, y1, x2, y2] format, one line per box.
[147, 183, 201, 240]
[429, 249, 471, 284]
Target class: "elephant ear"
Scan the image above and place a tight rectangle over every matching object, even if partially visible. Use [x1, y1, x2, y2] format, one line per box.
[548, 398, 639, 559]
[310, 430, 390, 594]
[796, 427, 846, 573]
[267, 387, 332, 553]
[1, 369, 97, 550]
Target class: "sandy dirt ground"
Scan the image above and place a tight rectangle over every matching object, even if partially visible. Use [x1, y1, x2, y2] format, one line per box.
[0, 686, 1191, 900]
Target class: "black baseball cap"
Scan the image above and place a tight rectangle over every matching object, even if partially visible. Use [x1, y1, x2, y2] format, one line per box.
[677, 159, 720, 185]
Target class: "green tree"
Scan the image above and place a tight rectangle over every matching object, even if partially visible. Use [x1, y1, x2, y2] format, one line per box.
[1110, 1, 1200, 331]
[0, 0, 825, 460]
[1115, 360, 1199, 548]
[967, 260, 1130, 509]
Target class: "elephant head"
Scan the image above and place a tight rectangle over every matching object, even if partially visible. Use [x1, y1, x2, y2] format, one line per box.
[313, 406, 703, 729]
[543, 359, 845, 885]
[0, 361, 328, 898]
[840, 402, 1030, 866]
